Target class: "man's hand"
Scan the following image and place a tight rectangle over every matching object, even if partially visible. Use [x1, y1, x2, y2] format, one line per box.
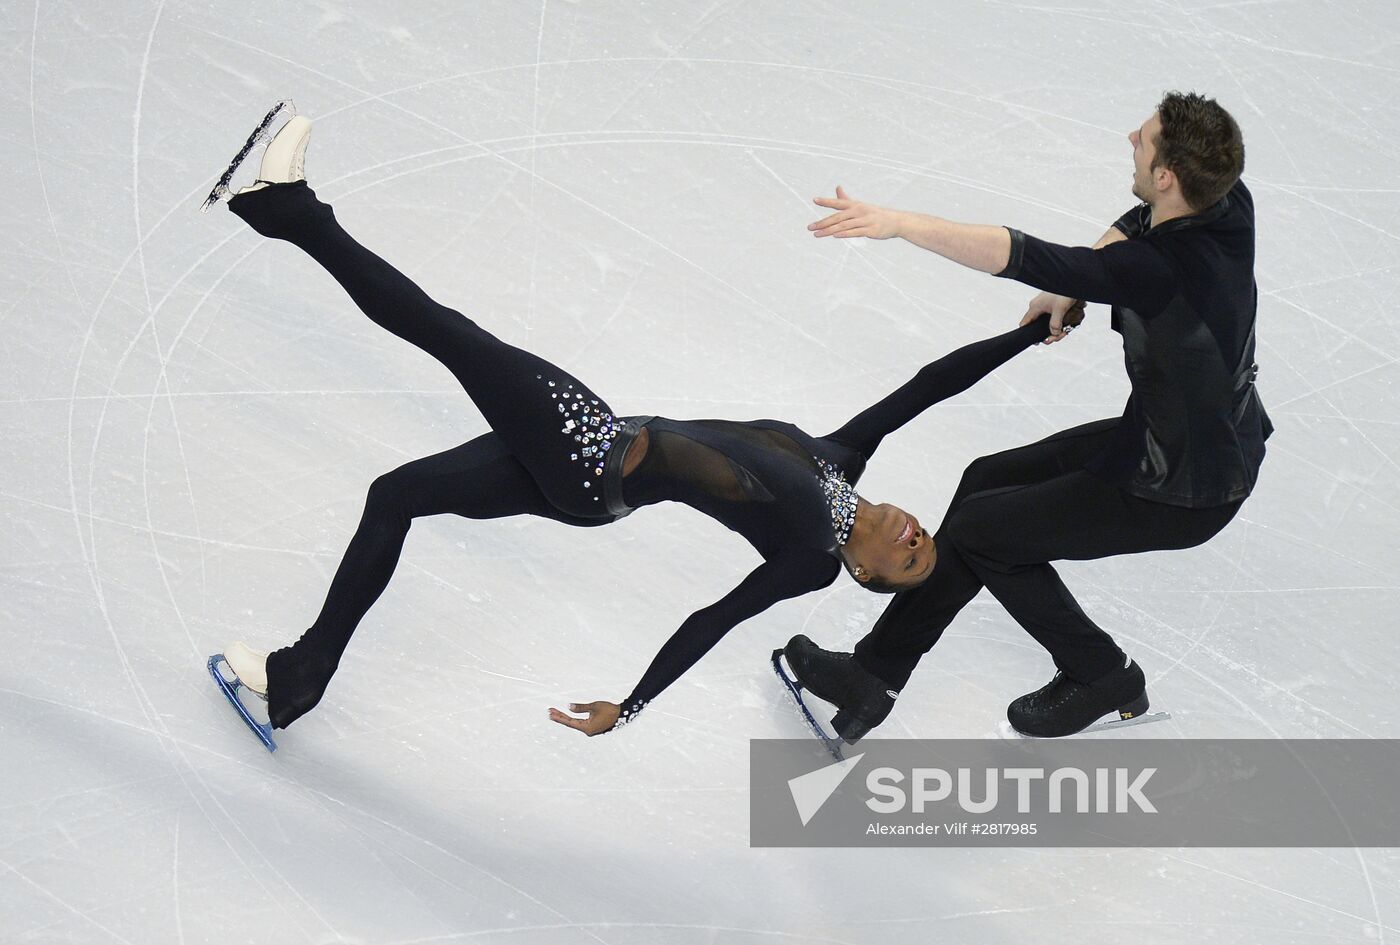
[808, 186, 904, 240]
[1021, 291, 1087, 344]
[549, 700, 621, 736]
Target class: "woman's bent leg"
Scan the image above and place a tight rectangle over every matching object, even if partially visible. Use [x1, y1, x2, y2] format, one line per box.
[266, 433, 599, 728]
[229, 182, 624, 519]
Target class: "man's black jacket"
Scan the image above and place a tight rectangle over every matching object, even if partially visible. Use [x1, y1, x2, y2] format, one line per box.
[998, 178, 1272, 508]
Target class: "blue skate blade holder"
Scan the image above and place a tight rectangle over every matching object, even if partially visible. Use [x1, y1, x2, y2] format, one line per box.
[207, 654, 277, 752]
[771, 650, 846, 762]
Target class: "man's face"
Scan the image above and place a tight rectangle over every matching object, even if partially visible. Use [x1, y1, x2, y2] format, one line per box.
[1129, 112, 1164, 203]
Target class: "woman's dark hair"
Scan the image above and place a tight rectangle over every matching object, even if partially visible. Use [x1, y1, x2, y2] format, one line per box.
[1154, 91, 1245, 211]
[859, 576, 902, 595]
[848, 562, 922, 595]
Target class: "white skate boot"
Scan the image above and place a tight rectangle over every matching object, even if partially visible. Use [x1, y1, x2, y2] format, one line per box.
[201, 100, 312, 211]
[222, 641, 269, 698]
[236, 115, 312, 195]
[208, 641, 277, 752]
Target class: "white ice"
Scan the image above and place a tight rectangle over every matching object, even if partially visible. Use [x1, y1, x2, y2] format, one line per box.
[3, 1, 1398, 943]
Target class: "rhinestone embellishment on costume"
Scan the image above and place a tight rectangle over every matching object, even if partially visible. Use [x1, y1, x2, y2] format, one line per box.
[615, 699, 646, 729]
[817, 458, 859, 546]
[541, 376, 620, 502]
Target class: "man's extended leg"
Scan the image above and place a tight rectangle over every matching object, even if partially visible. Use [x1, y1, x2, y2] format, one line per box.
[943, 468, 1241, 733]
[853, 419, 1120, 688]
[944, 469, 1240, 680]
[784, 419, 1120, 742]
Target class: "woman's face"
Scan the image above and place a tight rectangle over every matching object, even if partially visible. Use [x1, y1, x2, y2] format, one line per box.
[847, 501, 935, 591]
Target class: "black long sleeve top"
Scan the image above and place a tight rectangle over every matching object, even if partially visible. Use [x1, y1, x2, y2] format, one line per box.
[996, 178, 1272, 508]
[613, 318, 1053, 723]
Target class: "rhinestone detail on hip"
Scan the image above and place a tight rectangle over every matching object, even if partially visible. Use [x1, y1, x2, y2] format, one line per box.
[540, 375, 620, 502]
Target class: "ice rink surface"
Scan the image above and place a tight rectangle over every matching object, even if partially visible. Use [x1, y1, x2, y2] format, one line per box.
[3, 1, 1398, 942]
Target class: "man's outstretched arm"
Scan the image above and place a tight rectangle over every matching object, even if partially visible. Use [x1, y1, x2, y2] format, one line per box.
[809, 186, 1130, 272]
[807, 185, 1014, 274]
[809, 187, 1169, 323]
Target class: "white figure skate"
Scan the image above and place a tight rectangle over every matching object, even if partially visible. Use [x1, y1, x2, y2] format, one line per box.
[208, 641, 276, 752]
[201, 100, 313, 211]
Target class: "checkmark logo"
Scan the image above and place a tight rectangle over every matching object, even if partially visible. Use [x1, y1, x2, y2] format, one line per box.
[787, 753, 865, 826]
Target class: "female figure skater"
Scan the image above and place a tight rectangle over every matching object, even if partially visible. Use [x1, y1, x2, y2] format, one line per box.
[210, 107, 1072, 743]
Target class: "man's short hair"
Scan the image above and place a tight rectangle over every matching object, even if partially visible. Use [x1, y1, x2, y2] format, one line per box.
[1154, 91, 1245, 210]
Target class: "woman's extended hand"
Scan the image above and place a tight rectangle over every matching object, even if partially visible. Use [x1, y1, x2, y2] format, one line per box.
[808, 186, 904, 239]
[549, 700, 621, 736]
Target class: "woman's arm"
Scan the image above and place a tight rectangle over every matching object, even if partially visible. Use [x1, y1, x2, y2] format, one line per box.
[824, 316, 1061, 462]
[550, 551, 839, 735]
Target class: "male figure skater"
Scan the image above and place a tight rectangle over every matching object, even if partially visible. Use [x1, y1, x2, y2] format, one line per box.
[784, 91, 1272, 739]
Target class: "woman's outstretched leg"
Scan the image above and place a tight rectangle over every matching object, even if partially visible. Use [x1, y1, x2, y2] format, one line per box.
[261, 433, 604, 729]
[228, 177, 625, 519]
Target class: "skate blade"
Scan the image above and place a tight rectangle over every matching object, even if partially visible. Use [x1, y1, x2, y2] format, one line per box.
[995, 710, 1172, 740]
[207, 654, 278, 752]
[200, 99, 296, 213]
[771, 650, 846, 762]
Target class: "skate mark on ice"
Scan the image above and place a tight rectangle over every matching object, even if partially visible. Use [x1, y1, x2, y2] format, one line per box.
[1083, 576, 1373, 739]
[171, 814, 187, 945]
[379, 921, 861, 944]
[1152, 847, 1400, 937]
[0, 855, 139, 945]
[183, 29, 838, 356]
[130, 0, 213, 661]
[28, 0, 85, 346]
[297, 792, 616, 945]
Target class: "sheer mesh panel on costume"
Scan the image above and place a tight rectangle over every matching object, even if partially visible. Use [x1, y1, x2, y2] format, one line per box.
[634, 429, 775, 503]
[617, 417, 853, 554]
[630, 421, 836, 509]
[689, 421, 819, 470]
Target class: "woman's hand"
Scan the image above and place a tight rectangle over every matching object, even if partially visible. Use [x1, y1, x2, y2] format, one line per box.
[808, 186, 905, 240]
[549, 700, 621, 736]
[1021, 292, 1086, 344]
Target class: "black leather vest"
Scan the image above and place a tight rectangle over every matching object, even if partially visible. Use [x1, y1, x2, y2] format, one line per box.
[1086, 188, 1273, 507]
[1087, 297, 1272, 507]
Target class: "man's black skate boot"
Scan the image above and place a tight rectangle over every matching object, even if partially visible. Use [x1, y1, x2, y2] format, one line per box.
[783, 634, 898, 743]
[1007, 656, 1148, 738]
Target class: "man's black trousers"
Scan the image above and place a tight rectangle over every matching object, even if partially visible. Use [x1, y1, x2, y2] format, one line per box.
[854, 418, 1243, 689]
